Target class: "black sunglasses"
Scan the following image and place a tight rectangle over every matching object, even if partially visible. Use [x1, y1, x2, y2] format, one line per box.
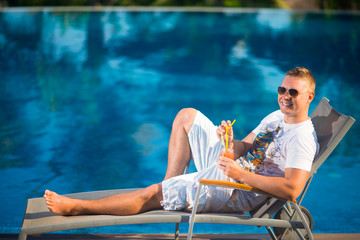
[277, 86, 308, 98]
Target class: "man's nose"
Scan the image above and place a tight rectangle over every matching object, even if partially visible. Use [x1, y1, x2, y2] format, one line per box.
[283, 91, 292, 99]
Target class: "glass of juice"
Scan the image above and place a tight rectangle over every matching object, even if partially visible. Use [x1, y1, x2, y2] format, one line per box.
[221, 148, 234, 160]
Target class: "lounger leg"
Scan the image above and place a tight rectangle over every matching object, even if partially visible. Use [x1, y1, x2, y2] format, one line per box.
[266, 226, 278, 240]
[175, 223, 180, 240]
[18, 231, 27, 240]
[294, 228, 307, 240]
[187, 183, 203, 240]
[293, 204, 314, 240]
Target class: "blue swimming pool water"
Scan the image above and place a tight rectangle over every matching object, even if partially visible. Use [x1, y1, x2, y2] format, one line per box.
[0, 8, 359, 234]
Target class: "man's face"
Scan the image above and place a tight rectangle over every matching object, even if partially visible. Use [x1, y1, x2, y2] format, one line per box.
[278, 76, 313, 123]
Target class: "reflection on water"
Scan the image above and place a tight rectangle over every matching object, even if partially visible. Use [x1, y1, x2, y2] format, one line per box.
[0, 9, 359, 233]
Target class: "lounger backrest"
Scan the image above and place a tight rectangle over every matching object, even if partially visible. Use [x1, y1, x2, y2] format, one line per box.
[309, 97, 355, 177]
[250, 97, 355, 218]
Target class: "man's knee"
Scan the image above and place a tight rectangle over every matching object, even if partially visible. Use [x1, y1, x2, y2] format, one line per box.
[143, 183, 163, 201]
[174, 108, 197, 134]
[146, 183, 164, 206]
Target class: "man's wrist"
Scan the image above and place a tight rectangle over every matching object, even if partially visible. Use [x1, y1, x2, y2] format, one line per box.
[237, 168, 248, 183]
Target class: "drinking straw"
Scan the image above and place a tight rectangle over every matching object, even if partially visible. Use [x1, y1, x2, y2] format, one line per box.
[221, 134, 226, 149]
[225, 119, 236, 150]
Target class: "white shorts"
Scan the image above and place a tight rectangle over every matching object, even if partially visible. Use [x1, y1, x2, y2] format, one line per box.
[161, 111, 267, 213]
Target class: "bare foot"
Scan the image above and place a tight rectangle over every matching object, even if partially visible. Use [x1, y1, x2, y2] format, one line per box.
[44, 190, 79, 216]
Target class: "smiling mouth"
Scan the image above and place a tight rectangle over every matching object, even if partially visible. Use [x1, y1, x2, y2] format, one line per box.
[282, 102, 293, 108]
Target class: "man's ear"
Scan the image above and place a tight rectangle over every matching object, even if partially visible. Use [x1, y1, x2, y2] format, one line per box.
[308, 92, 315, 103]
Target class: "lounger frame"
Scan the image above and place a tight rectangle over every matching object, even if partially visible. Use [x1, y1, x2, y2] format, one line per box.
[18, 97, 355, 240]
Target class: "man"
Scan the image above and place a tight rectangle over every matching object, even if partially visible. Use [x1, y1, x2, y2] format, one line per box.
[44, 67, 318, 216]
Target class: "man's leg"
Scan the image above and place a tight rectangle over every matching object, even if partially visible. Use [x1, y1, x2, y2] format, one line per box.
[44, 108, 197, 216]
[164, 108, 197, 180]
[44, 183, 163, 216]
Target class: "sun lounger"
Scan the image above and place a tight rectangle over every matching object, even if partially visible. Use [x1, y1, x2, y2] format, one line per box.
[18, 97, 355, 240]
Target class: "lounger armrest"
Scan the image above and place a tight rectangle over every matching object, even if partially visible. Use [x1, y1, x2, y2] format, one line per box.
[199, 179, 296, 203]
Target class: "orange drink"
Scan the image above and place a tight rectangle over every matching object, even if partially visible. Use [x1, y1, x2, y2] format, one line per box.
[221, 148, 234, 160]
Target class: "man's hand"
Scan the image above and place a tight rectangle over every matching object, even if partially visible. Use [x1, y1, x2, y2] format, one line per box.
[216, 120, 234, 148]
[217, 156, 244, 181]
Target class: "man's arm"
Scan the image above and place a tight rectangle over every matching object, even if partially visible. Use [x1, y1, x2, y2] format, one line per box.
[239, 167, 309, 201]
[232, 132, 255, 160]
[217, 157, 309, 201]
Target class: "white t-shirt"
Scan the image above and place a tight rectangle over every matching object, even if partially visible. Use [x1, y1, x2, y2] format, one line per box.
[252, 110, 319, 177]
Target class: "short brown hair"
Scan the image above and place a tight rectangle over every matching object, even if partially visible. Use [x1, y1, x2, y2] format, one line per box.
[286, 67, 316, 93]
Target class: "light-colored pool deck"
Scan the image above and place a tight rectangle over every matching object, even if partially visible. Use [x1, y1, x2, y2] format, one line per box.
[1, 233, 360, 240]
